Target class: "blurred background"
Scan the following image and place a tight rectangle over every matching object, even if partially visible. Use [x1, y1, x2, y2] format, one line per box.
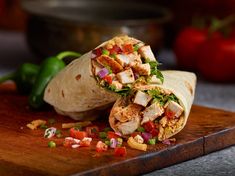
[0, 0, 235, 111]
[1, 0, 235, 80]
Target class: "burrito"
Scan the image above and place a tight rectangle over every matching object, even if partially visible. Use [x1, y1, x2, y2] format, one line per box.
[44, 35, 163, 120]
[109, 70, 196, 141]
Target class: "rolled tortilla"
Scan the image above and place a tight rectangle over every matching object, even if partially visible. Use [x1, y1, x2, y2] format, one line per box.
[109, 70, 196, 141]
[44, 35, 162, 120]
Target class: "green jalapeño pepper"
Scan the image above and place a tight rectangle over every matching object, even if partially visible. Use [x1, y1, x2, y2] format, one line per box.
[0, 63, 40, 94]
[29, 56, 65, 109]
[29, 51, 81, 109]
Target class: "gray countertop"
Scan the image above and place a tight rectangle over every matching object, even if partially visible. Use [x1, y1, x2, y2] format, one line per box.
[1, 31, 235, 176]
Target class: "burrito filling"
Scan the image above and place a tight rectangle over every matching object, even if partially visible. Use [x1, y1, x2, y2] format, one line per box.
[112, 88, 184, 141]
[91, 36, 163, 96]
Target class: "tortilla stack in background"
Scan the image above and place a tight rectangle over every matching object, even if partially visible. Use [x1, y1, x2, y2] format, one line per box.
[44, 35, 163, 120]
[109, 70, 196, 141]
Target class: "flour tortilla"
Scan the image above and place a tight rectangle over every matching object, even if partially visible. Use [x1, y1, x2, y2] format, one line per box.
[109, 70, 196, 140]
[44, 36, 140, 120]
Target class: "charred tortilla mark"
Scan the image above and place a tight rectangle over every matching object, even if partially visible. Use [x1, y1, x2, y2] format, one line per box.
[184, 81, 193, 95]
[62, 90, 65, 98]
[47, 88, 50, 93]
[76, 74, 81, 80]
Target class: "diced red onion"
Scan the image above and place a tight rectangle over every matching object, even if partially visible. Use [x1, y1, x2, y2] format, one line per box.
[91, 53, 97, 59]
[110, 138, 117, 148]
[74, 139, 81, 144]
[115, 132, 122, 137]
[162, 139, 171, 145]
[98, 68, 109, 78]
[134, 73, 139, 79]
[71, 144, 80, 148]
[141, 132, 152, 142]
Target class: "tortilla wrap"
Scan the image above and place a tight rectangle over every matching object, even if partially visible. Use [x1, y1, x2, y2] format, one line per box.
[109, 70, 196, 140]
[44, 35, 160, 120]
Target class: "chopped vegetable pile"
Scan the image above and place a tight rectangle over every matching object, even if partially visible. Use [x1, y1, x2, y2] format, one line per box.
[26, 118, 176, 157]
[91, 36, 163, 96]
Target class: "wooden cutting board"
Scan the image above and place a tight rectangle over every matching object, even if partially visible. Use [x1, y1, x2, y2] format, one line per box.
[1, 83, 235, 176]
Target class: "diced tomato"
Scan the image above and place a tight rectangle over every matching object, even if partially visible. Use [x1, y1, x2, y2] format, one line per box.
[150, 128, 159, 137]
[122, 44, 134, 53]
[70, 128, 88, 140]
[107, 131, 120, 139]
[114, 147, 127, 157]
[93, 47, 102, 57]
[85, 126, 99, 138]
[131, 132, 141, 138]
[96, 141, 108, 152]
[108, 45, 122, 55]
[63, 138, 75, 148]
[103, 75, 112, 84]
[80, 138, 92, 147]
[165, 110, 175, 119]
[143, 121, 155, 133]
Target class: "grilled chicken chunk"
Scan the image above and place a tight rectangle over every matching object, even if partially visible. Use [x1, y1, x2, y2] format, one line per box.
[97, 55, 123, 73]
[116, 68, 135, 84]
[117, 116, 140, 135]
[133, 90, 152, 107]
[141, 102, 164, 124]
[165, 101, 183, 118]
[132, 63, 151, 76]
[139, 45, 156, 61]
[114, 103, 142, 123]
[115, 54, 130, 67]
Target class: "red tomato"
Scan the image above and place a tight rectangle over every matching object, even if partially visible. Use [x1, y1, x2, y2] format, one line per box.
[122, 44, 134, 53]
[107, 131, 120, 139]
[108, 45, 122, 55]
[165, 110, 175, 119]
[80, 139, 92, 147]
[174, 27, 221, 70]
[85, 126, 99, 138]
[70, 128, 88, 140]
[63, 138, 74, 148]
[96, 141, 108, 152]
[150, 128, 159, 137]
[114, 147, 127, 157]
[196, 38, 235, 82]
[93, 47, 102, 57]
[103, 75, 112, 84]
[143, 121, 155, 133]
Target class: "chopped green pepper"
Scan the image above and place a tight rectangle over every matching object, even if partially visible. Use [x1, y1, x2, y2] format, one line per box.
[48, 141, 56, 148]
[137, 127, 145, 132]
[40, 124, 48, 129]
[148, 138, 156, 145]
[102, 49, 110, 56]
[99, 132, 107, 139]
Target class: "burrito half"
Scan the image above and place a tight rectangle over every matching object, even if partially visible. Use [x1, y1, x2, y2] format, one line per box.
[109, 70, 196, 141]
[44, 35, 162, 120]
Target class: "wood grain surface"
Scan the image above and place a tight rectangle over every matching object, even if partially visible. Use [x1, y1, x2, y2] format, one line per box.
[0, 83, 235, 176]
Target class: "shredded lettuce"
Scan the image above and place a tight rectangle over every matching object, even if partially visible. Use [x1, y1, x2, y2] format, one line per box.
[147, 89, 179, 106]
[146, 60, 164, 84]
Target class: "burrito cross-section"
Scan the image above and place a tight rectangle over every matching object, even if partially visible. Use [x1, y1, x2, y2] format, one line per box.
[44, 36, 162, 120]
[109, 70, 196, 141]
